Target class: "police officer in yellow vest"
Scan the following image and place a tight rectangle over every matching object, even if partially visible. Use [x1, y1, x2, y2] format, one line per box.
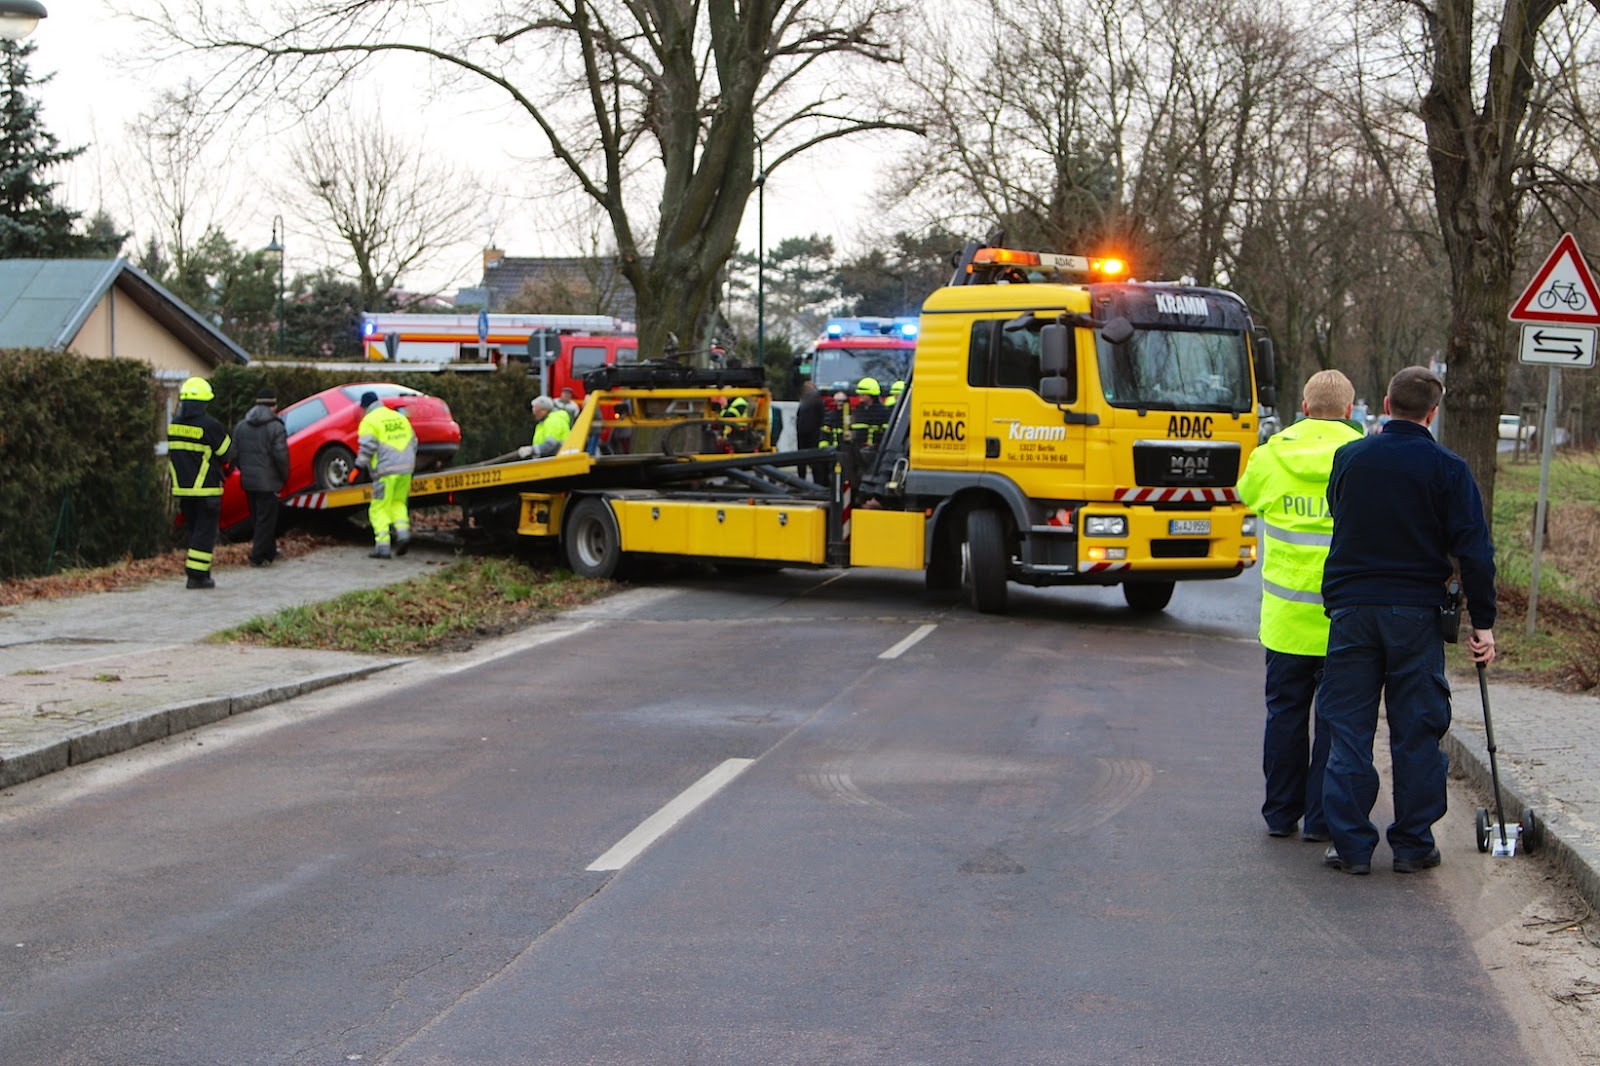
[353, 391, 417, 559]
[167, 376, 237, 589]
[1237, 369, 1364, 842]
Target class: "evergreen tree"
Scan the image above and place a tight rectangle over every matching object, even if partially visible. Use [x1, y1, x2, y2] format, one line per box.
[0, 39, 123, 258]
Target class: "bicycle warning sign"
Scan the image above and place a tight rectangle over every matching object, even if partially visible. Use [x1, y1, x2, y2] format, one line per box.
[1509, 232, 1600, 325]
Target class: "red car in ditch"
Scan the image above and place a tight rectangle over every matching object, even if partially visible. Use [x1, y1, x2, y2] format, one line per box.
[219, 382, 461, 532]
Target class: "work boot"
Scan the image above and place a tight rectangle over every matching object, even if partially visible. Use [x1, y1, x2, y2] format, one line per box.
[369, 544, 392, 559]
[394, 532, 411, 557]
[186, 573, 216, 590]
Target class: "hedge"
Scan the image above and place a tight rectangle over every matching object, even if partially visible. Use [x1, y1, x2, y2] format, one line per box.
[1, 356, 547, 580]
[0, 350, 170, 579]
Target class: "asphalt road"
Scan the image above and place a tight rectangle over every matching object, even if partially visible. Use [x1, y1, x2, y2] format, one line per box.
[0, 568, 1572, 1064]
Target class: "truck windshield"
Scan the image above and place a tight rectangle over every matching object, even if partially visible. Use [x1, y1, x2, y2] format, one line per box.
[1095, 328, 1252, 412]
[812, 347, 913, 392]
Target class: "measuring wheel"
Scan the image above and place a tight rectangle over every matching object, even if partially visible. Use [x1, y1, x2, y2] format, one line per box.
[1520, 807, 1544, 854]
[1475, 808, 1492, 854]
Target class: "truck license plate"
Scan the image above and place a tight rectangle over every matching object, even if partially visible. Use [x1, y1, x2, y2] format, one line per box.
[1169, 519, 1211, 536]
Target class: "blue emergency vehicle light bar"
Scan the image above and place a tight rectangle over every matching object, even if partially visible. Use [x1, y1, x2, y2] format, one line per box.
[362, 320, 376, 337]
[822, 316, 920, 340]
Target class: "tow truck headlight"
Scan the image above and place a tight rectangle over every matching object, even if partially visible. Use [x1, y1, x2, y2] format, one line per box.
[1242, 515, 1258, 537]
[1084, 516, 1127, 537]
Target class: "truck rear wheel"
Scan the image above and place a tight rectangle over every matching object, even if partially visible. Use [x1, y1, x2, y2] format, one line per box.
[963, 508, 1009, 614]
[565, 497, 623, 578]
[1123, 581, 1175, 613]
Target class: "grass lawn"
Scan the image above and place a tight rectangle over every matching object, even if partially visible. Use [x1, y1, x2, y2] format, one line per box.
[1475, 448, 1600, 688]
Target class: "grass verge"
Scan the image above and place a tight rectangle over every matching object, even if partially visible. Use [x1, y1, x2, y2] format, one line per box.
[213, 555, 612, 655]
[1468, 448, 1600, 689]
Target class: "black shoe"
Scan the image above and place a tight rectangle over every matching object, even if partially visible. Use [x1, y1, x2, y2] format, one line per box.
[1267, 824, 1298, 839]
[1323, 845, 1371, 875]
[1302, 829, 1331, 843]
[186, 574, 216, 590]
[1393, 847, 1441, 874]
[369, 545, 392, 559]
[249, 558, 272, 567]
[394, 533, 411, 557]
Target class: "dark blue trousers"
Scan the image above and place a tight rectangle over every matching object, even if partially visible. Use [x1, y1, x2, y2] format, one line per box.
[1262, 650, 1329, 836]
[1319, 605, 1451, 863]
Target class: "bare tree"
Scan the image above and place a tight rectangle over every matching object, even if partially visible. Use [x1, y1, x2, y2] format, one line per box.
[122, 82, 235, 289]
[140, 0, 914, 356]
[1366, 0, 1600, 512]
[285, 113, 481, 311]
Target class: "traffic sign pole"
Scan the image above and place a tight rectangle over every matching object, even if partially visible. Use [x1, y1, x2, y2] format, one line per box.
[1511, 233, 1600, 638]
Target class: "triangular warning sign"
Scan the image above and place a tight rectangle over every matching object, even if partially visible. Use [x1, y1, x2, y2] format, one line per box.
[1509, 232, 1600, 324]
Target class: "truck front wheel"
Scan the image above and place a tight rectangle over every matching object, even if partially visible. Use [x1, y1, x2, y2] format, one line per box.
[1123, 580, 1175, 613]
[963, 508, 1009, 614]
[565, 497, 623, 578]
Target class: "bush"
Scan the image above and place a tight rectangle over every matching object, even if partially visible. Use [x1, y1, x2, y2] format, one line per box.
[0, 350, 170, 579]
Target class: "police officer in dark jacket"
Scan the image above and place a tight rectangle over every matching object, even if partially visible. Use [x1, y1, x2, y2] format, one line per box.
[795, 382, 827, 483]
[168, 376, 237, 589]
[233, 386, 290, 567]
[1317, 365, 1496, 876]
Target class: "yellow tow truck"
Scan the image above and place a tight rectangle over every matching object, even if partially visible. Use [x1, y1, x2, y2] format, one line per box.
[288, 234, 1274, 613]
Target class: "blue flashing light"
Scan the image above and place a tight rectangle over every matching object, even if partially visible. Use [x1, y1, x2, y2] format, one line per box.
[822, 316, 921, 340]
[362, 320, 376, 337]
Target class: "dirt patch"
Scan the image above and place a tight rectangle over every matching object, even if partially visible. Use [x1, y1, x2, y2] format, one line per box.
[1441, 779, 1600, 1063]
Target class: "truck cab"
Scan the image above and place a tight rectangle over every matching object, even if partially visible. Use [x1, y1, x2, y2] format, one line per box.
[867, 243, 1271, 612]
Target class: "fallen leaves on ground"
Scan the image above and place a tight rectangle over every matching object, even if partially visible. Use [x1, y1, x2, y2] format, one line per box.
[0, 530, 342, 607]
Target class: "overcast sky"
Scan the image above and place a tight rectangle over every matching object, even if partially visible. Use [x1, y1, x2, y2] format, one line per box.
[26, 0, 898, 297]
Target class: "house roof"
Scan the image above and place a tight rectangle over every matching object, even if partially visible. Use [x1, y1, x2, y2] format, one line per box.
[0, 258, 250, 367]
[474, 256, 640, 324]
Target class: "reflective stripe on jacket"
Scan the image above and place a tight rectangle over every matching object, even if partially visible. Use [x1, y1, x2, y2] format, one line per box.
[357, 406, 417, 477]
[1237, 416, 1364, 655]
[167, 409, 234, 497]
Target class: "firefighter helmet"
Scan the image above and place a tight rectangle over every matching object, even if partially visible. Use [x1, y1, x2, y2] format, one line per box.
[856, 377, 881, 396]
[890, 380, 905, 395]
[179, 376, 213, 402]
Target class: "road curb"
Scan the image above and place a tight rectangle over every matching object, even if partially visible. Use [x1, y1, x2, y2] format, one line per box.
[0, 659, 407, 791]
[1443, 729, 1600, 913]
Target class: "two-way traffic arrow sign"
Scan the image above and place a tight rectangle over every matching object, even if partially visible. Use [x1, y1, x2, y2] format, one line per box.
[1519, 323, 1597, 367]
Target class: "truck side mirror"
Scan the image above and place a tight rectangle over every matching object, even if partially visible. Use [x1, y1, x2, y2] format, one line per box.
[1040, 323, 1072, 374]
[1041, 377, 1072, 403]
[1255, 335, 1277, 385]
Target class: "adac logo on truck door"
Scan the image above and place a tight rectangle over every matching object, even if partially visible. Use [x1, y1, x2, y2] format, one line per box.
[919, 403, 968, 452]
[1167, 415, 1214, 439]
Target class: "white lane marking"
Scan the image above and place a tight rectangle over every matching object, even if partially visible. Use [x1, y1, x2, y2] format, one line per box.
[878, 623, 936, 660]
[586, 758, 755, 872]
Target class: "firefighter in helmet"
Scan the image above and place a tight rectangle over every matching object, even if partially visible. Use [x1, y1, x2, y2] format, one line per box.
[851, 376, 889, 447]
[167, 376, 237, 589]
[887, 379, 906, 407]
[720, 393, 755, 452]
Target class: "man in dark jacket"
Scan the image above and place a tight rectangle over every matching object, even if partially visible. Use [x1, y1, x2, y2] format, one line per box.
[168, 377, 237, 589]
[795, 381, 827, 483]
[232, 386, 290, 566]
[1317, 365, 1497, 876]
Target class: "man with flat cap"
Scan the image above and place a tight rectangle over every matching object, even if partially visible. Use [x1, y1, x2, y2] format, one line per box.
[233, 386, 290, 567]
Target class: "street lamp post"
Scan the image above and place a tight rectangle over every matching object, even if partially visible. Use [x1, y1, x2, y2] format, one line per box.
[755, 134, 765, 368]
[262, 217, 285, 355]
[0, 0, 47, 41]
